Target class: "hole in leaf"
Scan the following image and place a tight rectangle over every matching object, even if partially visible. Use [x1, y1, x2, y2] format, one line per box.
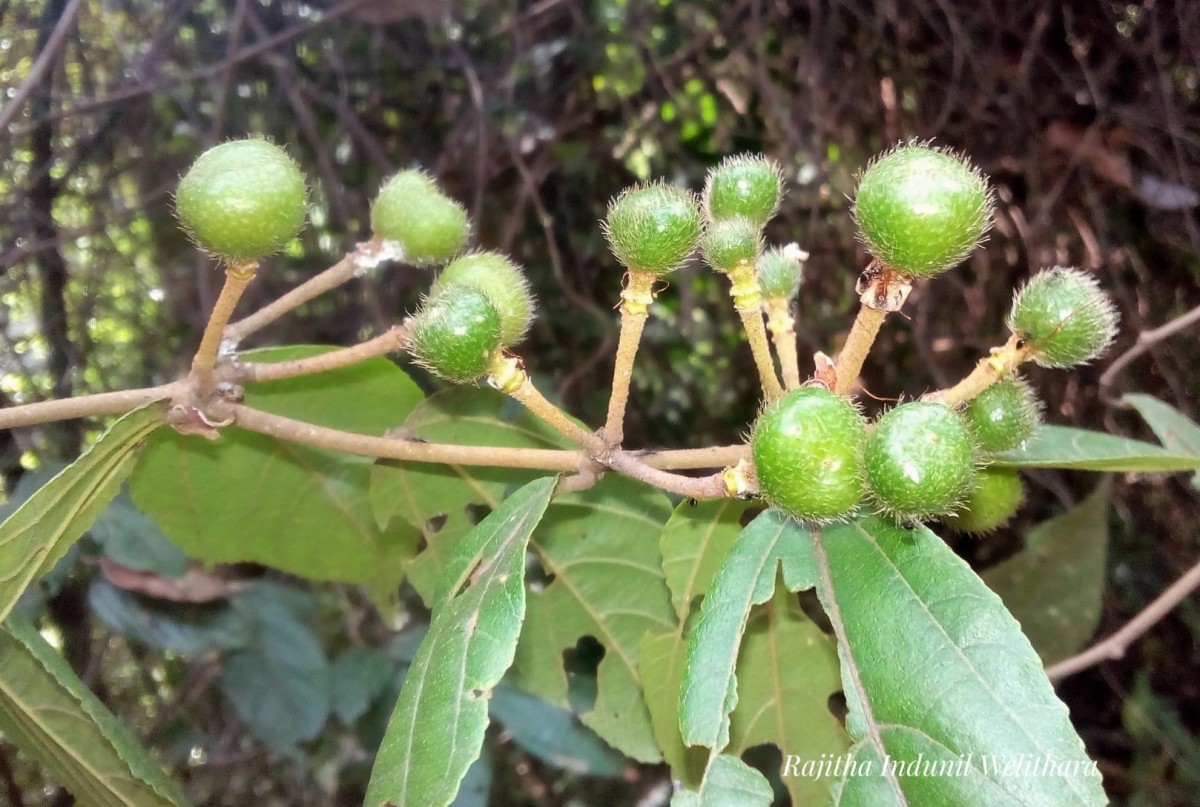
[465, 503, 492, 525]
[416, 535, 428, 553]
[426, 514, 448, 534]
[740, 743, 791, 806]
[827, 691, 848, 728]
[525, 549, 555, 592]
[469, 688, 485, 700]
[796, 589, 832, 635]
[562, 635, 604, 714]
[456, 561, 483, 599]
[739, 506, 766, 527]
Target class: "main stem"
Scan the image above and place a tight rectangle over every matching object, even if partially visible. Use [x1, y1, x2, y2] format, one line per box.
[602, 270, 656, 445]
[727, 261, 784, 401]
[191, 262, 257, 390]
[833, 304, 887, 396]
[764, 296, 801, 390]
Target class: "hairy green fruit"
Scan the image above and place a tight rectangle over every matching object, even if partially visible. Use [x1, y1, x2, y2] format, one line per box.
[603, 182, 702, 275]
[865, 401, 978, 519]
[432, 252, 535, 347]
[408, 286, 502, 384]
[758, 244, 805, 299]
[852, 143, 993, 278]
[965, 377, 1042, 453]
[944, 467, 1024, 534]
[702, 216, 761, 273]
[175, 138, 307, 261]
[703, 154, 784, 226]
[371, 170, 470, 266]
[751, 387, 867, 522]
[1007, 267, 1118, 368]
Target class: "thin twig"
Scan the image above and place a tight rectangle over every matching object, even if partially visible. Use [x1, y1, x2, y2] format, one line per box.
[764, 297, 801, 390]
[237, 326, 409, 383]
[1098, 303, 1200, 404]
[923, 334, 1029, 406]
[0, 0, 83, 132]
[489, 355, 607, 453]
[726, 261, 784, 401]
[0, 384, 180, 430]
[192, 263, 257, 388]
[1046, 555, 1200, 681]
[833, 304, 887, 396]
[602, 270, 656, 445]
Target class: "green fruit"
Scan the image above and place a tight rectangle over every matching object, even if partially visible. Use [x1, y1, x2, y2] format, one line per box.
[751, 387, 867, 522]
[408, 286, 502, 383]
[944, 467, 1024, 534]
[758, 244, 805, 299]
[703, 154, 784, 226]
[432, 252, 535, 347]
[852, 143, 993, 278]
[175, 138, 307, 261]
[702, 216, 761, 273]
[603, 182, 702, 275]
[1007, 267, 1118, 368]
[865, 401, 978, 519]
[965, 377, 1042, 453]
[372, 170, 470, 266]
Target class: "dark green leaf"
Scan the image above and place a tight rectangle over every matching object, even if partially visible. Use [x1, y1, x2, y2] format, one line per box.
[92, 494, 188, 578]
[661, 499, 755, 621]
[983, 481, 1111, 664]
[1124, 393, 1200, 489]
[0, 405, 162, 623]
[669, 753, 773, 807]
[218, 582, 331, 751]
[131, 346, 422, 597]
[489, 684, 626, 777]
[811, 516, 1107, 806]
[88, 579, 250, 656]
[331, 647, 396, 726]
[365, 477, 556, 807]
[0, 616, 191, 806]
[992, 424, 1200, 472]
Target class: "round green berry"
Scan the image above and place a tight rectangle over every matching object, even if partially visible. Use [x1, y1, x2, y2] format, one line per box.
[944, 467, 1024, 534]
[431, 252, 535, 347]
[408, 286, 502, 384]
[758, 244, 805, 299]
[965, 377, 1042, 453]
[865, 401, 978, 519]
[852, 143, 993, 278]
[175, 138, 307, 261]
[1007, 267, 1118, 368]
[372, 170, 470, 266]
[603, 182, 702, 275]
[703, 216, 761, 273]
[751, 387, 867, 522]
[703, 154, 784, 226]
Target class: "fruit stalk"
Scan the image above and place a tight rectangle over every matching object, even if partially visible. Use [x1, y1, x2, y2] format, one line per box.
[923, 334, 1030, 407]
[833, 303, 887, 396]
[602, 270, 656, 445]
[488, 354, 606, 454]
[192, 261, 258, 389]
[763, 296, 801, 390]
[727, 261, 784, 401]
[238, 326, 410, 383]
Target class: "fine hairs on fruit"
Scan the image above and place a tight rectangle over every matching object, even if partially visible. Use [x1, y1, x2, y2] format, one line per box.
[371, 169, 471, 267]
[1008, 266, 1120, 368]
[602, 181, 702, 275]
[407, 286, 503, 384]
[431, 251, 536, 347]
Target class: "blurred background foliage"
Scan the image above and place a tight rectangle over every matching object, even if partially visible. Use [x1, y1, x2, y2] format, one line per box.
[1, 0, 1199, 804]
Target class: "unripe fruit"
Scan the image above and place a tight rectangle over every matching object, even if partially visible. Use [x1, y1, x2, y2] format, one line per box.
[751, 387, 867, 522]
[702, 216, 761, 273]
[1007, 267, 1118, 368]
[408, 286, 502, 384]
[965, 377, 1042, 453]
[371, 170, 470, 266]
[603, 182, 702, 275]
[852, 143, 993, 278]
[175, 138, 307, 261]
[943, 467, 1024, 534]
[865, 401, 978, 519]
[703, 154, 784, 226]
[431, 252, 535, 347]
[758, 244, 805, 299]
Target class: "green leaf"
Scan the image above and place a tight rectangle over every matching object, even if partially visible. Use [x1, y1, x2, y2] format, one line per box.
[369, 388, 568, 603]
[488, 684, 627, 777]
[511, 475, 675, 762]
[0, 616, 191, 806]
[1124, 393, 1200, 489]
[678, 510, 812, 751]
[810, 516, 1107, 806]
[992, 424, 1200, 472]
[331, 647, 396, 726]
[365, 477, 556, 807]
[983, 480, 1111, 665]
[669, 753, 773, 807]
[92, 494, 188, 578]
[0, 405, 162, 623]
[218, 582, 331, 751]
[661, 499, 755, 621]
[131, 346, 422, 596]
[88, 579, 250, 657]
